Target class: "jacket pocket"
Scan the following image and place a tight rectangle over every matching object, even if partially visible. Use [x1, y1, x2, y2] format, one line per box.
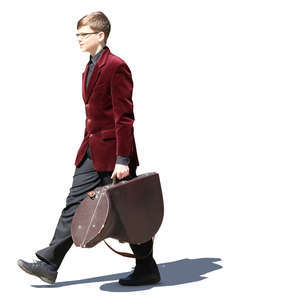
[101, 128, 116, 140]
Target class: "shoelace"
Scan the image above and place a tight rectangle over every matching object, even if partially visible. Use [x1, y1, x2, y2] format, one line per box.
[32, 259, 58, 271]
[33, 259, 45, 264]
[31, 259, 45, 271]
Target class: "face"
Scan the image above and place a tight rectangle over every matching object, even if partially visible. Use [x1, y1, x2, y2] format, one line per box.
[77, 25, 105, 54]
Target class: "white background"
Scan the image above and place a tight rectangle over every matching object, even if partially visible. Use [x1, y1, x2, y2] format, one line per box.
[1, 0, 299, 298]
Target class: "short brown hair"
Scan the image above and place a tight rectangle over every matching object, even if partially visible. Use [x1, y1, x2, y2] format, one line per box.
[77, 11, 111, 44]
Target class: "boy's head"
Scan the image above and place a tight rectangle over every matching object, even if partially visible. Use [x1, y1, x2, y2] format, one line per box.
[77, 11, 111, 55]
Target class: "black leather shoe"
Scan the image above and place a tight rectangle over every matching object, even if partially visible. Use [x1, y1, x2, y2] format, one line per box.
[119, 258, 161, 286]
[17, 259, 58, 284]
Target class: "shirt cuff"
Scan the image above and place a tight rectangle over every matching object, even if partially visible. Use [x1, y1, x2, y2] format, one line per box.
[116, 155, 130, 166]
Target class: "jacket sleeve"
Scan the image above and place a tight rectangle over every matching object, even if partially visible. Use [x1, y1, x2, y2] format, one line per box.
[110, 63, 135, 158]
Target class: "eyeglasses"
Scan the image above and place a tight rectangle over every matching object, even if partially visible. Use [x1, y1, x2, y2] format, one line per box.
[76, 32, 101, 39]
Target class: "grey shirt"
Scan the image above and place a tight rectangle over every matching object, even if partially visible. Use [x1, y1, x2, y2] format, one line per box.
[86, 46, 130, 166]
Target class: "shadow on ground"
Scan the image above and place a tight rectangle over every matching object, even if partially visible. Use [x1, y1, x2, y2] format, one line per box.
[31, 257, 223, 292]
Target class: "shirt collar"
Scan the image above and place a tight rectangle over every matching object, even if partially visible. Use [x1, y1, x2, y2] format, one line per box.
[89, 45, 108, 65]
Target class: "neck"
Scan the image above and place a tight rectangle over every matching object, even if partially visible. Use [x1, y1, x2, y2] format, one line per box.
[90, 44, 105, 57]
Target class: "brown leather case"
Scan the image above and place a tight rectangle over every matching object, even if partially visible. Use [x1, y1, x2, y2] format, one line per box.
[71, 172, 164, 253]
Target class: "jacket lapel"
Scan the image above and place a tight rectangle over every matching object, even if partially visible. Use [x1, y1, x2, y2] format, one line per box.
[82, 46, 110, 103]
[82, 64, 89, 102]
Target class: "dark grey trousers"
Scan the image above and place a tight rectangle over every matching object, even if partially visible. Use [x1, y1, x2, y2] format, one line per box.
[35, 146, 153, 269]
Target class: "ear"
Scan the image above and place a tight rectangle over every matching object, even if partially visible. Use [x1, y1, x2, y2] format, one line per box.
[97, 31, 105, 42]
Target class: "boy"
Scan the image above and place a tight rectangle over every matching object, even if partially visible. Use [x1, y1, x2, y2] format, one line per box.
[17, 11, 160, 286]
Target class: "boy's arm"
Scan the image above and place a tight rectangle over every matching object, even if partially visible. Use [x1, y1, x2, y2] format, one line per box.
[111, 62, 135, 163]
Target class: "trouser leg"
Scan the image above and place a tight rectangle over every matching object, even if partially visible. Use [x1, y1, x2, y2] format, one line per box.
[35, 148, 108, 269]
[36, 146, 141, 269]
[130, 238, 154, 265]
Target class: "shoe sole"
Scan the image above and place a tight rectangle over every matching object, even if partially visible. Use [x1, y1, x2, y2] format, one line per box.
[17, 260, 56, 284]
[119, 277, 160, 286]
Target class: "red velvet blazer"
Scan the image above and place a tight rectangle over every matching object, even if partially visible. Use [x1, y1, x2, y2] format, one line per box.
[74, 46, 139, 171]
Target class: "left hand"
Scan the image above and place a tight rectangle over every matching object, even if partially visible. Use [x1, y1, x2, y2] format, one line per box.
[111, 164, 130, 181]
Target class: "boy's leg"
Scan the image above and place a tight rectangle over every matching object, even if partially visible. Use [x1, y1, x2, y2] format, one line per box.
[35, 148, 109, 269]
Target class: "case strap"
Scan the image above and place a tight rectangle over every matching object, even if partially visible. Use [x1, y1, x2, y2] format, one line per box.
[103, 236, 154, 259]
